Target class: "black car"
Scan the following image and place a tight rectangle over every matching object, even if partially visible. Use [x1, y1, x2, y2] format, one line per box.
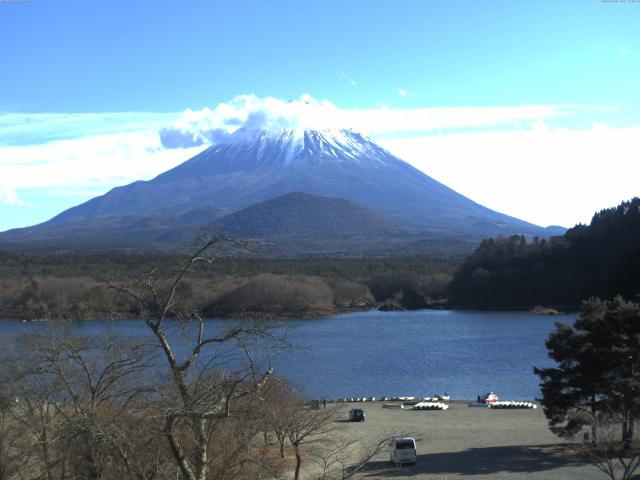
[348, 408, 365, 422]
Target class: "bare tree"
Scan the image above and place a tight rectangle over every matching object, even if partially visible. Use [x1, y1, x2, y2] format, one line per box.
[577, 411, 640, 480]
[107, 238, 281, 480]
[309, 435, 392, 480]
[3, 328, 164, 480]
[0, 389, 27, 480]
[282, 402, 341, 480]
[258, 378, 297, 459]
[7, 367, 65, 480]
[0, 238, 285, 480]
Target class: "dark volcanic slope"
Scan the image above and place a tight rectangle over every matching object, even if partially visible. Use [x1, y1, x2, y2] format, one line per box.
[0, 193, 434, 256]
[214, 192, 405, 239]
[41, 129, 556, 238]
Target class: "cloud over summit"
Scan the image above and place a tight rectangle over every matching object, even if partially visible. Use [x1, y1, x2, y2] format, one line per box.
[159, 94, 344, 148]
[0, 94, 627, 231]
[159, 93, 586, 149]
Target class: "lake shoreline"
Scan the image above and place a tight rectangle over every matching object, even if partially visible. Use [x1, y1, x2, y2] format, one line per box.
[0, 295, 581, 323]
[0, 303, 576, 323]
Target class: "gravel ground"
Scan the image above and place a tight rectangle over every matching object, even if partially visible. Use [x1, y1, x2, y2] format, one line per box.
[318, 401, 610, 480]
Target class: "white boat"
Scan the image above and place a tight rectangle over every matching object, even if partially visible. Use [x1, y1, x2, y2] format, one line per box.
[413, 401, 449, 410]
[478, 392, 499, 404]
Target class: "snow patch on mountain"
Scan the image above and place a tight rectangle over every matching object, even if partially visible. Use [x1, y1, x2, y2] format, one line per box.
[218, 127, 391, 166]
[38, 123, 557, 241]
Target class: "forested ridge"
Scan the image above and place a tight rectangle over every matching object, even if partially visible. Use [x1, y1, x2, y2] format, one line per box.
[449, 198, 640, 310]
[3, 198, 639, 317]
[0, 254, 454, 320]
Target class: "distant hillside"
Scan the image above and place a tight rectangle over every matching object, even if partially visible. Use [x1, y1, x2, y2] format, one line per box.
[214, 192, 403, 238]
[0, 191, 480, 257]
[0, 209, 225, 251]
[205, 192, 429, 256]
[449, 198, 640, 309]
[0, 127, 564, 255]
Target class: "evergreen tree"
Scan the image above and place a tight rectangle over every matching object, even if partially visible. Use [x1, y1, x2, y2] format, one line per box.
[450, 197, 640, 309]
[535, 297, 640, 445]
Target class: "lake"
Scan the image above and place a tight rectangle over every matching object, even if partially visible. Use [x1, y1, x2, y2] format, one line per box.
[0, 309, 574, 401]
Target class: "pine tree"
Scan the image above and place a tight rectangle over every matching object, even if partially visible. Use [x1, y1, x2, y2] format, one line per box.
[535, 297, 640, 445]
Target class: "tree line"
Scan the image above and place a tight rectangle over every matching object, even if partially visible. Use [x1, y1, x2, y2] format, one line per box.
[0, 254, 454, 320]
[449, 197, 640, 310]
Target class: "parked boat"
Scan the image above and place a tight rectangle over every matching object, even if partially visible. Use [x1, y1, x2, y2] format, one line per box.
[477, 392, 499, 404]
[413, 401, 449, 411]
[488, 401, 537, 409]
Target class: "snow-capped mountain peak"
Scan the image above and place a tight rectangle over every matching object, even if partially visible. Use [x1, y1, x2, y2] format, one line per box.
[38, 124, 556, 242]
[214, 127, 391, 166]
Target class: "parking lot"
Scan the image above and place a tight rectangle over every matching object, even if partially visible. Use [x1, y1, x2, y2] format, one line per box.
[315, 401, 606, 480]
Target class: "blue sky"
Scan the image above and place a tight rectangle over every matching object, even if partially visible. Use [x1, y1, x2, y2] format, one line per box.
[1, 0, 639, 231]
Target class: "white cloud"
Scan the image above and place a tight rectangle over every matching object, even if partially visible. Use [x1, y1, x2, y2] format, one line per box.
[159, 93, 586, 148]
[398, 88, 408, 97]
[0, 130, 206, 199]
[338, 71, 357, 86]
[159, 94, 349, 148]
[0, 111, 185, 209]
[0, 94, 633, 229]
[0, 111, 175, 147]
[0, 184, 24, 206]
[378, 123, 640, 228]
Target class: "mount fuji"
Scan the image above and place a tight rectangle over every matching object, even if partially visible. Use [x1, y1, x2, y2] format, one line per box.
[0, 128, 564, 253]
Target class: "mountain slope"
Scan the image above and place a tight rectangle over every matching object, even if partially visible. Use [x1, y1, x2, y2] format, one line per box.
[0, 192, 448, 256]
[213, 192, 404, 239]
[43, 128, 554, 237]
[0, 128, 564, 253]
[201, 191, 421, 256]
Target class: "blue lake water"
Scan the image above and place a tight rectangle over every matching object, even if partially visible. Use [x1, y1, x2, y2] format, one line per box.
[0, 309, 575, 401]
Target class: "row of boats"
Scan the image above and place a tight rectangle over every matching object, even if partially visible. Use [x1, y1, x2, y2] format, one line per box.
[411, 401, 450, 410]
[487, 401, 537, 409]
[325, 392, 536, 410]
[334, 394, 451, 403]
[473, 392, 537, 409]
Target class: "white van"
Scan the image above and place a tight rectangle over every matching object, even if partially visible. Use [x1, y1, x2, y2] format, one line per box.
[389, 436, 417, 466]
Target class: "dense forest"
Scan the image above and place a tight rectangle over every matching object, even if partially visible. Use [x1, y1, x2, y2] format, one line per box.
[0, 253, 454, 320]
[449, 198, 640, 310]
[3, 198, 639, 318]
